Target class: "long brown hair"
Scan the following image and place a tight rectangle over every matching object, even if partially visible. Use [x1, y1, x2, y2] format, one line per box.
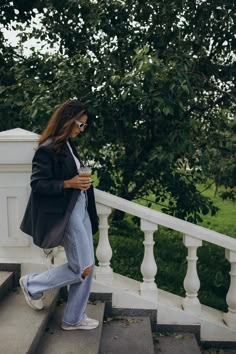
[38, 99, 87, 156]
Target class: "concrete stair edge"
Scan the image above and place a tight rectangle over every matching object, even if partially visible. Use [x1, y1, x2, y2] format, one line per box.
[90, 291, 158, 331]
[27, 289, 60, 354]
[153, 332, 201, 354]
[0, 271, 14, 301]
[61, 291, 236, 350]
[0, 287, 60, 354]
[100, 315, 155, 354]
[1, 271, 235, 352]
[0, 263, 21, 286]
[35, 301, 106, 354]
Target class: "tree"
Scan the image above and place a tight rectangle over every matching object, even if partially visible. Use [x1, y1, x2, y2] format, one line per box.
[200, 110, 236, 199]
[0, 0, 235, 222]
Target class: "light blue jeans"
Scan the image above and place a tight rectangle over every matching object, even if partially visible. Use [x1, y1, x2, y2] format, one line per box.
[25, 191, 95, 326]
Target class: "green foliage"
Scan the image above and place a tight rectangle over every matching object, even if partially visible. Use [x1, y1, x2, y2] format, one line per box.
[1, 0, 234, 316]
[199, 184, 236, 238]
[199, 111, 236, 201]
[0, 0, 235, 219]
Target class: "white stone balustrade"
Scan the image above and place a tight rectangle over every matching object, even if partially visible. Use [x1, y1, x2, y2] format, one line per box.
[53, 246, 67, 266]
[182, 234, 202, 314]
[1, 129, 236, 338]
[223, 250, 236, 330]
[140, 219, 158, 301]
[0, 128, 46, 269]
[95, 203, 113, 284]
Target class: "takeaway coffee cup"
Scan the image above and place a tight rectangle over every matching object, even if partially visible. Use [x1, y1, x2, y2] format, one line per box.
[78, 166, 92, 177]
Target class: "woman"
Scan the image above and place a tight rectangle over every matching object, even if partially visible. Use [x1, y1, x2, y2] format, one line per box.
[19, 99, 99, 331]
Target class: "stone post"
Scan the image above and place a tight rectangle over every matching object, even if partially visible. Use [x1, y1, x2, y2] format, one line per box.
[0, 128, 50, 271]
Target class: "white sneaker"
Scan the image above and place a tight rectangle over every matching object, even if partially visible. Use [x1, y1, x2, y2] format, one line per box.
[19, 275, 44, 310]
[61, 317, 99, 331]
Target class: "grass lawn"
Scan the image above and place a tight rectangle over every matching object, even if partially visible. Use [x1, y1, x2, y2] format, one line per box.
[136, 184, 236, 239]
[198, 185, 236, 238]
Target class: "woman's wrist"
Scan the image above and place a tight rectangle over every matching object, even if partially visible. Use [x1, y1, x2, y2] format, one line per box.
[63, 180, 71, 189]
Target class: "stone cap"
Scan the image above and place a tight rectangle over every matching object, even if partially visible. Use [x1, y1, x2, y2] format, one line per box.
[0, 128, 39, 142]
[0, 128, 40, 164]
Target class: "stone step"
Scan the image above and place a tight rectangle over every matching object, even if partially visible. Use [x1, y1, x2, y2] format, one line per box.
[99, 316, 155, 354]
[153, 332, 201, 354]
[0, 287, 59, 354]
[0, 271, 14, 301]
[35, 301, 105, 354]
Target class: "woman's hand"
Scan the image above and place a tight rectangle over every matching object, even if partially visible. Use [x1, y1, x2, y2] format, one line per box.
[64, 175, 91, 190]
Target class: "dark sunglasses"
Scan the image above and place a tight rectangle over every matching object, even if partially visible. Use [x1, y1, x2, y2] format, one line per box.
[75, 120, 88, 129]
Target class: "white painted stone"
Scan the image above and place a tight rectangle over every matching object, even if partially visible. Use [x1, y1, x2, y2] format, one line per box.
[0, 128, 39, 164]
[94, 189, 236, 251]
[223, 250, 236, 330]
[141, 219, 158, 231]
[0, 128, 43, 264]
[183, 234, 202, 248]
[140, 219, 158, 301]
[225, 249, 236, 262]
[0, 128, 39, 140]
[92, 271, 236, 341]
[0, 187, 30, 247]
[1, 129, 236, 341]
[182, 234, 202, 314]
[95, 203, 113, 284]
[53, 246, 67, 266]
[21, 262, 49, 276]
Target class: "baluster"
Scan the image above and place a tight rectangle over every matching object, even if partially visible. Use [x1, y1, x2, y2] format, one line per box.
[182, 235, 202, 313]
[140, 219, 158, 301]
[53, 246, 67, 266]
[223, 250, 236, 329]
[95, 203, 113, 284]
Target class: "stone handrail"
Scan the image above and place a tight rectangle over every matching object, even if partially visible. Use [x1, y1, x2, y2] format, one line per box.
[95, 188, 236, 251]
[94, 188, 236, 330]
[1, 128, 235, 336]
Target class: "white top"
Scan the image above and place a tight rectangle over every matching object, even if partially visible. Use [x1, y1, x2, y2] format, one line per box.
[67, 141, 81, 172]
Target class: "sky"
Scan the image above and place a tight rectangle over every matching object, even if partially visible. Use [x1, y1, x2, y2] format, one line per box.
[2, 15, 59, 56]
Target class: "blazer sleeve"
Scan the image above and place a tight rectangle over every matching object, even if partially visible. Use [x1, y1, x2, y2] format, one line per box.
[30, 146, 65, 196]
[87, 185, 99, 234]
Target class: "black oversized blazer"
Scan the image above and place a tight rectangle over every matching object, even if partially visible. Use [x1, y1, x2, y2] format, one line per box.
[20, 138, 98, 249]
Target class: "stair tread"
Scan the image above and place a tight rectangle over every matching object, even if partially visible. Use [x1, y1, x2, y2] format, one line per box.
[100, 316, 155, 354]
[0, 271, 14, 301]
[35, 301, 105, 354]
[0, 287, 59, 354]
[0, 271, 13, 285]
[153, 333, 201, 354]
